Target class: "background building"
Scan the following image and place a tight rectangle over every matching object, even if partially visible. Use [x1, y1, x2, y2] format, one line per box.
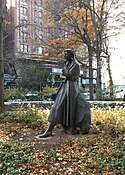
[5, 0, 46, 75]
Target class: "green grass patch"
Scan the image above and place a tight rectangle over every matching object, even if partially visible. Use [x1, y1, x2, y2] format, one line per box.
[0, 142, 34, 175]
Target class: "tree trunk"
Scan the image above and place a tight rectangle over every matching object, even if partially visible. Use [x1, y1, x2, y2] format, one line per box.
[107, 55, 114, 99]
[96, 54, 102, 100]
[88, 46, 93, 101]
[0, 0, 4, 112]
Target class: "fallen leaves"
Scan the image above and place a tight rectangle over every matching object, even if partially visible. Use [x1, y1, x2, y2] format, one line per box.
[0, 107, 125, 174]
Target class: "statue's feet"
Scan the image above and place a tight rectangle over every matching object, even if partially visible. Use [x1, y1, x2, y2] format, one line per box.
[80, 127, 90, 135]
[62, 126, 69, 134]
[70, 127, 77, 135]
[35, 131, 52, 140]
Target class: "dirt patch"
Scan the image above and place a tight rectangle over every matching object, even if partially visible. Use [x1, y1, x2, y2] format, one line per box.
[10, 125, 94, 151]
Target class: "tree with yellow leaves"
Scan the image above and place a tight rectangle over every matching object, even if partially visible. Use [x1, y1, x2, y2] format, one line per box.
[44, 0, 111, 100]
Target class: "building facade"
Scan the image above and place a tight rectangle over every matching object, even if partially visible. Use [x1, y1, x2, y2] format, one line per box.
[5, 0, 47, 75]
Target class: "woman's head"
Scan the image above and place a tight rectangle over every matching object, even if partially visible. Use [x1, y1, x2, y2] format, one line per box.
[64, 49, 74, 62]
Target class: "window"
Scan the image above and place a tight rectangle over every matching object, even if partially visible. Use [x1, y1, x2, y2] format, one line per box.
[64, 31, 71, 39]
[34, 47, 43, 54]
[64, 32, 68, 39]
[39, 11, 42, 18]
[25, 45, 28, 52]
[20, 44, 28, 52]
[40, 0, 42, 7]
[37, 47, 43, 54]
[20, 31, 24, 40]
[21, 19, 28, 26]
[21, 44, 24, 52]
[20, 7, 28, 16]
[20, 31, 28, 40]
[21, 0, 27, 3]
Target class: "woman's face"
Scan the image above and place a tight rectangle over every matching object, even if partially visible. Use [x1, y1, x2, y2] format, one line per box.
[64, 50, 72, 62]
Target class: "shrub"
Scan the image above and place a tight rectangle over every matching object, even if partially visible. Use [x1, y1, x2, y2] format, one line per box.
[2, 105, 49, 128]
[4, 88, 28, 102]
[91, 106, 125, 136]
[19, 65, 52, 91]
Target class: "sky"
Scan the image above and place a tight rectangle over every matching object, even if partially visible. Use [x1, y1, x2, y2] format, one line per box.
[110, 32, 125, 85]
[108, 1, 125, 85]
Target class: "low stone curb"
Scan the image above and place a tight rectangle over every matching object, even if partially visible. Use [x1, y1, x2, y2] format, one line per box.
[4, 100, 125, 111]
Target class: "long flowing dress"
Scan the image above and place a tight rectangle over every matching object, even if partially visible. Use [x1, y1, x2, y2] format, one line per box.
[48, 58, 91, 130]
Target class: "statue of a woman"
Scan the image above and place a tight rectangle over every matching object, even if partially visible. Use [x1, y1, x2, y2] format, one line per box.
[36, 49, 91, 139]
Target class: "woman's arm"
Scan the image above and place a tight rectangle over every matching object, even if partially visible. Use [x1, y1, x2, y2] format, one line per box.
[62, 62, 80, 80]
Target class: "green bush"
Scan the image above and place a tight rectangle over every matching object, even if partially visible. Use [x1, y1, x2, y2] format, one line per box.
[41, 87, 58, 100]
[2, 105, 49, 128]
[4, 88, 28, 102]
[19, 65, 52, 91]
[91, 106, 125, 135]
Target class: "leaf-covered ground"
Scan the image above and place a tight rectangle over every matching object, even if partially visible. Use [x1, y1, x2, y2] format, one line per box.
[0, 107, 125, 175]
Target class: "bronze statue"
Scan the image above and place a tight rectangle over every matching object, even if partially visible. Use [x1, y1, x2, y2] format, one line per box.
[36, 49, 91, 139]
